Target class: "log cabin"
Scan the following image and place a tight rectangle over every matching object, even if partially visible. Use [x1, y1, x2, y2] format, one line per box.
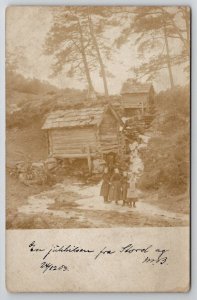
[121, 79, 155, 117]
[42, 105, 124, 172]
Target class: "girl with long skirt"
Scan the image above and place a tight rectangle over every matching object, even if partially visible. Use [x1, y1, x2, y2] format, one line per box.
[109, 168, 122, 205]
[127, 173, 138, 207]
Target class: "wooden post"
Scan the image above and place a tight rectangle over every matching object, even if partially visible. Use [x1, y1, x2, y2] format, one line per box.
[86, 145, 92, 174]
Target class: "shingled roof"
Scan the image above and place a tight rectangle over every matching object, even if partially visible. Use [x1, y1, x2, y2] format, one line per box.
[42, 105, 122, 130]
[121, 80, 152, 94]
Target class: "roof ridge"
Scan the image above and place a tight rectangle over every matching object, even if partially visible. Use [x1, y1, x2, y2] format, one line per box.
[42, 105, 109, 130]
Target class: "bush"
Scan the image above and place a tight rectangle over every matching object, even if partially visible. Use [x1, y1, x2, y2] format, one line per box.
[138, 85, 190, 195]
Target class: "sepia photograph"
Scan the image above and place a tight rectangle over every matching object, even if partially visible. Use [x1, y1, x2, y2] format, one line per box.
[6, 6, 190, 230]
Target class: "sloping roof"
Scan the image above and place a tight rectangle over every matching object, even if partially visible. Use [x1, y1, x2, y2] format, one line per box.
[42, 105, 122, 130]
[121, 80, 152, 94]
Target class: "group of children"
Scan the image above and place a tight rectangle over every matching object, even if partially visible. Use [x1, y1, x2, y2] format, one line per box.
[100, 167, 138, 207]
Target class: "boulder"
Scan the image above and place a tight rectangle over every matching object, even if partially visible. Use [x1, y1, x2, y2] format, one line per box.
[45, 157, 58, 170]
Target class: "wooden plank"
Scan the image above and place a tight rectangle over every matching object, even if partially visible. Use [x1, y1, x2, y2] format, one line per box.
[101, 146, 119, 151]
[53, 148, 96, 154]
[53, 142, 96, 148]
[52, 136, 96, 143]
[100, 140, 118, 144]
[100, 145, 118, 149]
[52, 153, 97, 158]
[51, 127, 96, 136]
[100, 143, 118, 149]
[100, 133, 117, 137]
[52, 136, 96, 142]
[52, 140, 97, 147]
[53, 145, 97, 153]
[53, 148, 83, 153]
[100, 141, 118, 145]
[51, 131, 96, 138]
[52, 139, 96, 145]
[101, 139, 118, 143]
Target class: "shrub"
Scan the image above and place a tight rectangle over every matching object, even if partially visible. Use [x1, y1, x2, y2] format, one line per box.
[138, 85, 190, 195]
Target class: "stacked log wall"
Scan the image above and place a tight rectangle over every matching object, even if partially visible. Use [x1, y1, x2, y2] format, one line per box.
[49, 127, 98, 158]
[122, 93, 149, 109]
[99, 111, 120, 154]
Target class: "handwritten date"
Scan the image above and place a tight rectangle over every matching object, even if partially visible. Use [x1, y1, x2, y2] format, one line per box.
[40, 261, 69, 273]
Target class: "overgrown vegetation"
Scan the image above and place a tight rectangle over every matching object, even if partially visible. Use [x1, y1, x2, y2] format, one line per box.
[6, 71, 88, 128]
[138, 85, 190, 195]
[6, 70, 122, 129]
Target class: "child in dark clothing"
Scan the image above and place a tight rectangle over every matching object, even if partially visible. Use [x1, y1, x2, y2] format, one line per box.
[100, 167, 110, 203]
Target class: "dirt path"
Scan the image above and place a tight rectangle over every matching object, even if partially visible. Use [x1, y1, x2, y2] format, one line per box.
[17, 180, 189, 228]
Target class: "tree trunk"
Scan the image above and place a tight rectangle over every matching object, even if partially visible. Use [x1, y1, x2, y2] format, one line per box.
[77, 19, 96, 100]
[163, 22, 174, 89]
[88, 13, 109, 98]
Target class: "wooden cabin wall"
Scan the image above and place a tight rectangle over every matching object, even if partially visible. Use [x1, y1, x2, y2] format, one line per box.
[124, 108, 140, 117]
[49, 127, 98, 158]
[99, 111, 120, 153]
[122, 93, 148, 109]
